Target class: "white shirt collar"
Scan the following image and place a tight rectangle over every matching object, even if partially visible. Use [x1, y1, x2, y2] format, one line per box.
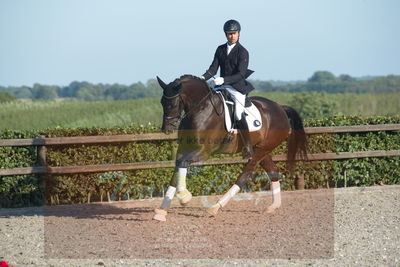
[227, 42, 237, 55]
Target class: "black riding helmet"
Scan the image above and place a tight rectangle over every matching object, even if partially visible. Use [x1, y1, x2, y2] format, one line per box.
[223, 19, 241, 33]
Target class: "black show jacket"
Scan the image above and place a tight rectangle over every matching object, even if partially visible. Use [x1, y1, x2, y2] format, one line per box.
[202, 42, 254, 94]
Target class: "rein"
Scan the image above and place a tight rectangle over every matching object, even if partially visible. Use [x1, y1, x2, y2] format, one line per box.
[162, 86, 222, 123]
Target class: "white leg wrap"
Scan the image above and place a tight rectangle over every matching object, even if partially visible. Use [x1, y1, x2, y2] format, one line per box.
[176, 168, 187, 193]
[218, 184, 240, 208]
[160, 186, 176, 210]
[271, 181, 281, 207]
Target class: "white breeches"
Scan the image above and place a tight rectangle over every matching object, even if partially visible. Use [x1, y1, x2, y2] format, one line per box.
[225, 87, 246, 120]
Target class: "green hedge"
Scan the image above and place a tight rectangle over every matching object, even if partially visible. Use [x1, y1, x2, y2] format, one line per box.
[0, 130, 44, 207]
[1, 116, 399, 207]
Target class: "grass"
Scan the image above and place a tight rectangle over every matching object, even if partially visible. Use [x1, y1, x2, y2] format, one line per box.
[1, 93, 399, 131]
[0, 98, 162, 131]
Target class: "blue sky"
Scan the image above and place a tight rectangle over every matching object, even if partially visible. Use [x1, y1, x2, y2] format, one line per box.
[0, 0, 399, 86]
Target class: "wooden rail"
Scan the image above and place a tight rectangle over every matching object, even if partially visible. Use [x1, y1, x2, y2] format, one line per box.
[0, 124, 399, 176]
[1, 124, 399, 147]
[1, 150, 399, 176]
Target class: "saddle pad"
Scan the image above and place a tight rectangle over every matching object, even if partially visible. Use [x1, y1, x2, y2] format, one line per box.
[216, 91, 262, 133]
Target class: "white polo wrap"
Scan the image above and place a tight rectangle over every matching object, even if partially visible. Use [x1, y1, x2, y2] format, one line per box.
[160, 186, 176, 210]
[176, 168, 188, 193]
[218, 184, 240, 208]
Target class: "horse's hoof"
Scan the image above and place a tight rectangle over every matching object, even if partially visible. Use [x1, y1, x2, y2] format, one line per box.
[265, 205, 280, 214]
[153, 208, 167, 221]
[176, 189, 192, 206]
[206, 204, 221, 216]
[180, 201, 190, 206]
[153, 214, 166, 221]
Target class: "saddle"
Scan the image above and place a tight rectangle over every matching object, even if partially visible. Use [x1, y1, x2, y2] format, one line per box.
[215, 89, 262, 133]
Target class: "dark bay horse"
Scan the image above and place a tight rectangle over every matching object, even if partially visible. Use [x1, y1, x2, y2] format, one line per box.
[153, 75, 307, 221]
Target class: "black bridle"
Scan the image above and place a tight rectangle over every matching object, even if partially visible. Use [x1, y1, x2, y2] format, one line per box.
[161, 87, 222, 127]
[161, 93, 184, 121]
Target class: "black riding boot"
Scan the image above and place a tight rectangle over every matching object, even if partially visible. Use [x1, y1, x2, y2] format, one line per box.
[237, 114, 253, 159]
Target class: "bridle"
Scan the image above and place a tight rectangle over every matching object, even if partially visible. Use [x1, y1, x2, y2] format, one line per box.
[161, 86, 222, 126]
[161, 93, 184, 121]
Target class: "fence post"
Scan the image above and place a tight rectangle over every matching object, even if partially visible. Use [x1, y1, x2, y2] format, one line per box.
[37, 145, 46, 167]
[171, 141, 178, 160]
[37, 144, 48, 204]
[295, 173, 305, 190]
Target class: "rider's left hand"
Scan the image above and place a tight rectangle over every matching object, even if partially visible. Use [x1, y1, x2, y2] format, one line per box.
[214, 77, 224, 86]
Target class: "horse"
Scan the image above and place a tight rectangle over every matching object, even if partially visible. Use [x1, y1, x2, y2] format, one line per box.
[153, 75, 307, 222]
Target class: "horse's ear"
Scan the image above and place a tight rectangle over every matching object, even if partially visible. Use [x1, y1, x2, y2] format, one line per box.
[156, 76, 167, 90]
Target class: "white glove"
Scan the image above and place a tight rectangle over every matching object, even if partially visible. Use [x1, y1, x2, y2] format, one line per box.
[200, 76, 205, 80]
[214, 77, 224, 86]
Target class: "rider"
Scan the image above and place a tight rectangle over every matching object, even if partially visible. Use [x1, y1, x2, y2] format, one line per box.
[201, 19, 255, 159]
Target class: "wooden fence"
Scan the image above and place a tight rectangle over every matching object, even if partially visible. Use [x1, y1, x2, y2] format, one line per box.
[0, 124, 399, 176]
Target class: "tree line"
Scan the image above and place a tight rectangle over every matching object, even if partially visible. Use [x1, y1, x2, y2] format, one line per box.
[1, 71, 400, 102]
[0, 79, 162, 102]
[252, 71, 400, 94]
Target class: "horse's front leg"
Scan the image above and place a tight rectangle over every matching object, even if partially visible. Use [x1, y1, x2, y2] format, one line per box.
[152, 167, 191, 222]
[174, 166, 192, 206]
[153, 149, 205, 222]
[206, 152, 263, 216]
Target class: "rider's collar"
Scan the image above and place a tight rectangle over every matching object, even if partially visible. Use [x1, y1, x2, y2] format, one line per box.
[227, 42, 237, 55]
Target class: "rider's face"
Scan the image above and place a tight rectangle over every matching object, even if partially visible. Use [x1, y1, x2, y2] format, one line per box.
[225, 31, 239, 44]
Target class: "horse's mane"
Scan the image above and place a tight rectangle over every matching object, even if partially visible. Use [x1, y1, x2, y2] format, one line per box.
[179, 74, 203, 81]
[165, 74, 210, 93]
[174, 74, 210, 91]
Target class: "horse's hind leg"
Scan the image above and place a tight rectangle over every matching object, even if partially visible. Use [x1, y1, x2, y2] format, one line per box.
[260, 155, 282, 213]
[206, 151, 263, 216]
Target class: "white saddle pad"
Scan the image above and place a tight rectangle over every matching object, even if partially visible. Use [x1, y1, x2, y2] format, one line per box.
[216, 91, 262, 133]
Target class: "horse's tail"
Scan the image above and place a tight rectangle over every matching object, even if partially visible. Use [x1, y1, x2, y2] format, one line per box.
[282, 105, 308, 175]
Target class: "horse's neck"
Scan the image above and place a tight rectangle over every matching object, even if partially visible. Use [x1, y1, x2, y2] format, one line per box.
[180, 82, 210, 112]
[181, 83, 224, 129]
